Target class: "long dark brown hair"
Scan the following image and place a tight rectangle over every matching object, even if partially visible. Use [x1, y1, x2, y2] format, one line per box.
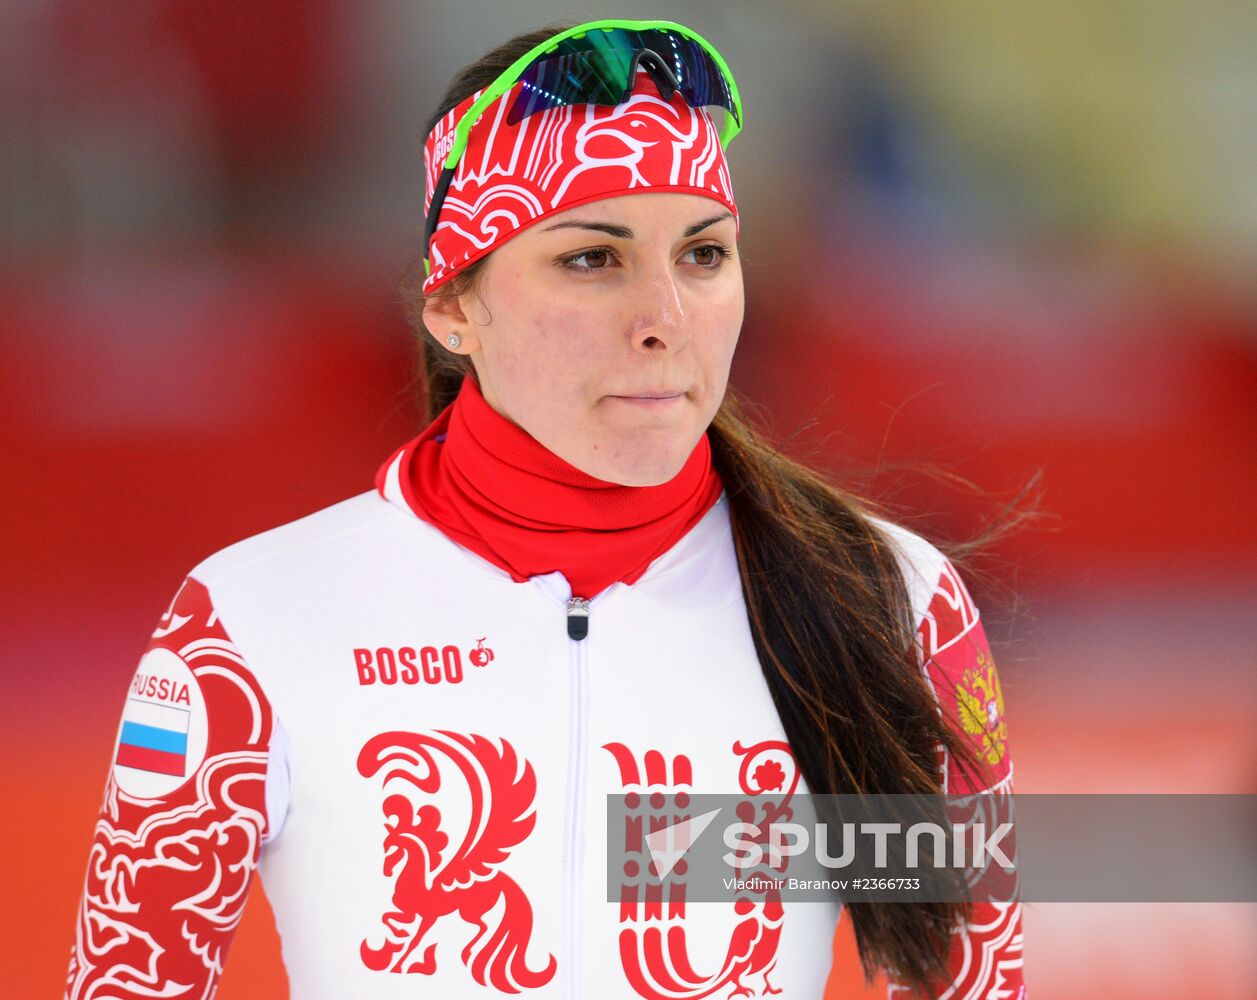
[402, 26, 997, 994]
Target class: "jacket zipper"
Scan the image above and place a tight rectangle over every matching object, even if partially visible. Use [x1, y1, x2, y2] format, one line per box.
[566, 597, 590, 640]
[561, 593, 593, 999]
[530, 579, 602, 999]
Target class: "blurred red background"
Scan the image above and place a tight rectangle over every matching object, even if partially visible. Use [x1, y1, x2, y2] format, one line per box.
[4, 2, 1255, 996]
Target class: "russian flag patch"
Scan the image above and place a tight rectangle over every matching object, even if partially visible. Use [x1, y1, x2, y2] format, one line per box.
[112, 646, 208, 798]
[117, 700, 190, 776]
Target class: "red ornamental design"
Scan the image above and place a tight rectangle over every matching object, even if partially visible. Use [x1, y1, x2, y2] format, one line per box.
[892, 560, 1026, 997]
[357, 730, 556, 990]
[887, 901, 1026, 1000]
[603, 739, 799, 1000]
[422, 72, 738, 293]
[751, 760, 785, 793]
[917, 561, 1014, 796]
[67, 578, 272, 1000]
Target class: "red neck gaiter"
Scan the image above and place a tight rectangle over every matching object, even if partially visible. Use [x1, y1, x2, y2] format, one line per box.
[377, 376, 724, 599]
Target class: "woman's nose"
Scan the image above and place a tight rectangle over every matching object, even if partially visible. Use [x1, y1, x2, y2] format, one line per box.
[630, 266, 687, 351]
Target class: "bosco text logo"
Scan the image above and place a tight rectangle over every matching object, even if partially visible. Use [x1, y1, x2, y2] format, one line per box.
[354, 639, 494, 687]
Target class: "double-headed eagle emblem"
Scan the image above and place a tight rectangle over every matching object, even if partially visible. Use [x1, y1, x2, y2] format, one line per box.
[955, 649, 1008, 765]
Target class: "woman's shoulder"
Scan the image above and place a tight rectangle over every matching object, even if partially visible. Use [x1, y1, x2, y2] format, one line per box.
[865, 514, 954, 630]
[188, 489, 408, 592]
[869, 515, 1013, 793]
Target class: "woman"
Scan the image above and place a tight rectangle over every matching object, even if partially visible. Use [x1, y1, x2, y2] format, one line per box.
[67, 20, 1025, 1000]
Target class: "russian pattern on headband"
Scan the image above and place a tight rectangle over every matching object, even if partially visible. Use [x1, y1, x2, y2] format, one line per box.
[421, 71, 738, 293]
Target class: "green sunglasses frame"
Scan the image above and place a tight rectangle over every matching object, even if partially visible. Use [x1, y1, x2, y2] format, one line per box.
[424, 18, 743, 275]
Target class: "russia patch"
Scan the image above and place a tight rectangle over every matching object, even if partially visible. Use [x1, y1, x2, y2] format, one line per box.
[112, 646, 209, 798]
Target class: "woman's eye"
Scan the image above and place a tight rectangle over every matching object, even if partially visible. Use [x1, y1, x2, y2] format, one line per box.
[684, 244, 732, 268]
[562, 248, 614, 271]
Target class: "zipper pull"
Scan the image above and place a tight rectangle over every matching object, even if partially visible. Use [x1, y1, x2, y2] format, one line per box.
[566, 597, 590, 641]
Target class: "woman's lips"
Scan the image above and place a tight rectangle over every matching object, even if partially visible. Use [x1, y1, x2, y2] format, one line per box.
[606, 392, 685, 408]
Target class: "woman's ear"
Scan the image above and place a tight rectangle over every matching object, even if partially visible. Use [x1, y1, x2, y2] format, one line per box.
[422, 291, 483, 354]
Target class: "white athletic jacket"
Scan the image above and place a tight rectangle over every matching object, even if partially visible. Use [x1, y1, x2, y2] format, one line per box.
[67, 468, 1024, 999]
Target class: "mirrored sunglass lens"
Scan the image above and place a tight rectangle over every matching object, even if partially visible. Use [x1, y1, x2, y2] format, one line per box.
[507, 49, 632, 125]
[666, 35, 738, 123]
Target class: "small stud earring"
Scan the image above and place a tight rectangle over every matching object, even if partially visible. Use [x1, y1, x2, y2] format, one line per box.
[446, 333, 461, 350]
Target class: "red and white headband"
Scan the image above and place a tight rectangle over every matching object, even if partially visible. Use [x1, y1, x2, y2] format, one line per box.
[421, 71, 738, 293]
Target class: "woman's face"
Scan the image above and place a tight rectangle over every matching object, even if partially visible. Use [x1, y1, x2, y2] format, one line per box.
[424, 192, 744, 486]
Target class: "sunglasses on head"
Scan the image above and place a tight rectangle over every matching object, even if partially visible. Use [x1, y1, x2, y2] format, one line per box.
[424, 19, 742, 272]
